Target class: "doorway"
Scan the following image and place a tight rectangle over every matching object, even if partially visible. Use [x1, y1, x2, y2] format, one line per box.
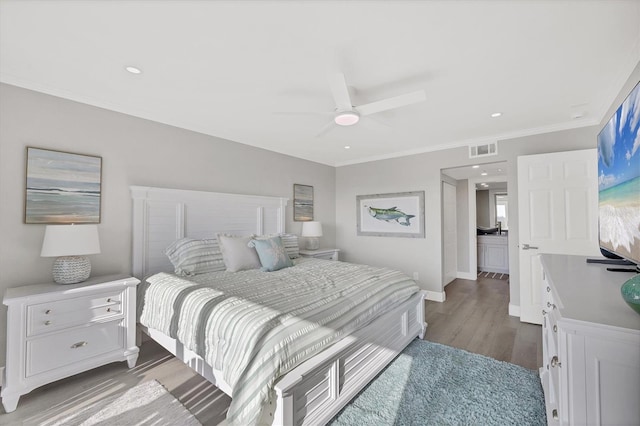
[441, 161, 508, 281]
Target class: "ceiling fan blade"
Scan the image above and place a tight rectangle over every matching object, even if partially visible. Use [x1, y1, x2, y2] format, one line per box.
[315, 120, 336, 138]
[363, 116, 392, 131]
[273, 111, 333, 116]
[328, 73, 353, 111]
[357, 90, 426, 116]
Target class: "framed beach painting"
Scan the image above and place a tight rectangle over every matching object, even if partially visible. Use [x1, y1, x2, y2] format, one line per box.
[357, 191, 425, 238]
[25, 147, 102, 224]
[293, 184, 314, 221]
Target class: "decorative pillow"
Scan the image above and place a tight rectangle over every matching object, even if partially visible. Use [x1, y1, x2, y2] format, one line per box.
[249, 236, 294, 272]
[217, 234, 261, 272]
[165, 238, 225, 276]
[259, 233, 300, 259]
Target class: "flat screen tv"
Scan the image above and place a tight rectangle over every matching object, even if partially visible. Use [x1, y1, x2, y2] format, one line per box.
[597, 81, 640, 268]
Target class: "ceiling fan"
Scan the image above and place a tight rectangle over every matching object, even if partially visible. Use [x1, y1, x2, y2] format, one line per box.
[315, 73, 427, 136]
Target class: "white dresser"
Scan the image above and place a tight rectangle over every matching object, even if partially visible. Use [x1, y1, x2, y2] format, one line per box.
[1, 274, 140, 413]
[539, 254, 640, 425]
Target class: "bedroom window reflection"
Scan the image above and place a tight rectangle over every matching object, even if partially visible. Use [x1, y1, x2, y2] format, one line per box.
[495, 193, 508, 230]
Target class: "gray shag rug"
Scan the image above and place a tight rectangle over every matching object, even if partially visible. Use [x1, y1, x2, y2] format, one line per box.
[330, 339, 546, 426]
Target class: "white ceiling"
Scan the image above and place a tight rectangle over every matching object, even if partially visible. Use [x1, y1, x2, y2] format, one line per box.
[1, 1, 639, 167]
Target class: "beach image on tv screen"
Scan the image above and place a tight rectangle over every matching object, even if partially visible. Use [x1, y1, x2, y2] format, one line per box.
[597, 82, 640, 263]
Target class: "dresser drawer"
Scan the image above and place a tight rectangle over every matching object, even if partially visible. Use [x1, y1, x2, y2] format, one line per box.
[27, 290, 123, 337]
[25, 320, 124, 377]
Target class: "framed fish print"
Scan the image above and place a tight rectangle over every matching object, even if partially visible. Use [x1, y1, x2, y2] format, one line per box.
[25, 147, 102, 224]
[293, 184, 314, 221]
[356, 191, 425, 238]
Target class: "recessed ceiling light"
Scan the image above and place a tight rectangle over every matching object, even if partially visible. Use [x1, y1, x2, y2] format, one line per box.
[334, 111, 360, 126]
[125, 66, 142, 74]
[481, 171, 488, 176]
[472, 165, 480, 169]
[491, 112, 502, 118]
[344, 145, 351, 149]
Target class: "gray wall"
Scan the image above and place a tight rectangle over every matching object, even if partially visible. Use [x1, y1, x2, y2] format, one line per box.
[0, 83, 336, 366]
[476, 190, 490, 228]
[336, 128, 598, 300]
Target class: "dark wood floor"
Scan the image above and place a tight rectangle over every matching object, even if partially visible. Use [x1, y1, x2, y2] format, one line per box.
[1, 276, 542, 425]
[426, 276, 542, 370]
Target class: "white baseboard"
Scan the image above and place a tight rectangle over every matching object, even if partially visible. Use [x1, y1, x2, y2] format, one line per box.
[425, 290, 446, 302]
[456, 271, 477, 280]
[508, 304, 521, 318]
[0, 366, 4, 389]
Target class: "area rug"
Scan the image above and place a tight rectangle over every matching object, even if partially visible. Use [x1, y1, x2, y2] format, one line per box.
[330, 340, 546, 426]
[48, 380, 201, 426]
[478, 271, 509, 280]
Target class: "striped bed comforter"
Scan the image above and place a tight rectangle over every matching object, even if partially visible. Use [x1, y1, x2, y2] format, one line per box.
[138, 258, 419, 425]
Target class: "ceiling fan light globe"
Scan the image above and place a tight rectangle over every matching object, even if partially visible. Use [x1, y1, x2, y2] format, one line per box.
[334, 111, 360, 126]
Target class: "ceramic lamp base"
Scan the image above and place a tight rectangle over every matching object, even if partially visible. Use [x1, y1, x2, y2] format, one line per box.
[306, 237, 320, 250]
[52, 256, 91, 284]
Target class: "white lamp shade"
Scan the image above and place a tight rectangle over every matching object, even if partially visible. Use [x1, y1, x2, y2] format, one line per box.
[41, 224, 101, 257]
[301, 221, 323, 237]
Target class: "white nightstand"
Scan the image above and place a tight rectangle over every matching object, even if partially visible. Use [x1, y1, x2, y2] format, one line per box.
[299, 248, 340, 261]
[1, 274, 140, 413]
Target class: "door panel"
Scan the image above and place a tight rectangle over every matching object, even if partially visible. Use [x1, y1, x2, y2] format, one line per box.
[442, 181, 457, 285]
[518, 149, 600, 324]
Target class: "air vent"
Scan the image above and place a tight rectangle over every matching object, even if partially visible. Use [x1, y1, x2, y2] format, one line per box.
[469, 142, 498, 158]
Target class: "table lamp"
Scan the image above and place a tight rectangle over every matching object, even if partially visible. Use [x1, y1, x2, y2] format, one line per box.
[41, 224, 101, 284]
[301, 221, 322, 250]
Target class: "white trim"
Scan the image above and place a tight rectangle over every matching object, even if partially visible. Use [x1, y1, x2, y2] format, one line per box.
[425, 290, 446, 302]
[0, 366, 4, 389]
[334, 119, 598, 167]
[508, 303, 521, 318]
[456, 271, 477, 281]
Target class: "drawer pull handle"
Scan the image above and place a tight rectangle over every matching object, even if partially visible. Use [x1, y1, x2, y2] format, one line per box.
[551, 356, 561, 368]
[552, 409, 559, 420]
[107, 298, 112, 303]
[45, 309, 51, 315]
[546, 286, 551, 293]
[553, 325, 557, 333]
[547, 302, 556, 310]
[107, 308, 111, 312]
[44, 320, 51, 326]
[542, 309, 547, 316]
[71, 341, 88, 349]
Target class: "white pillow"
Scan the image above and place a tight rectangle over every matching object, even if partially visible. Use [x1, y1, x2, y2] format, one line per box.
[165, 238, 226, 276]
[217, 234, 261, 272]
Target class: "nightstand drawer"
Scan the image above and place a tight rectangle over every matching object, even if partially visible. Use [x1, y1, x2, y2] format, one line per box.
[27, 290, 123, 337]
[26, 320, 124, 377]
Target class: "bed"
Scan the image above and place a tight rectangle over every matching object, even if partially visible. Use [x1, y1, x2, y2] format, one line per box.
[131, 186, 427, 426]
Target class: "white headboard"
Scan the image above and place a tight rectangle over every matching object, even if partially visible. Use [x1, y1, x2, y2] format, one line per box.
[131, 186, 288, 279]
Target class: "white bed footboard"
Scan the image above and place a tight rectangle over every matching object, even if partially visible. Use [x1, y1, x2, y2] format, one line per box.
[140, 291, 425, 426]
[273, 290, 426, 426]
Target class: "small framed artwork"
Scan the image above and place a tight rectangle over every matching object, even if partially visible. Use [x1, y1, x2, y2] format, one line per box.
[25, 147, 102, 224]
[357, 191, 425, 238]
[293, 184, 314, 221]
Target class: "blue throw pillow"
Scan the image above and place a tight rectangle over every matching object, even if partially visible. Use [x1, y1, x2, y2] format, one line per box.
[248, 236, 294, 272]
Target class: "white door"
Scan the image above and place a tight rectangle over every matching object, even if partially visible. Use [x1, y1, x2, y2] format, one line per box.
[518, 149, 600, 324]
[442, 181, 457, 286]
